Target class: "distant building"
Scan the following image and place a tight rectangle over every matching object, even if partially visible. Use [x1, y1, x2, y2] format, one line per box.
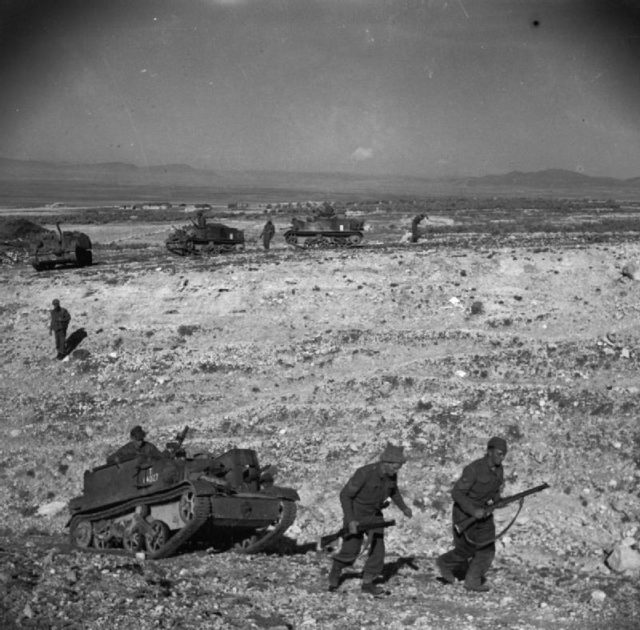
[141, 202, 172, 210]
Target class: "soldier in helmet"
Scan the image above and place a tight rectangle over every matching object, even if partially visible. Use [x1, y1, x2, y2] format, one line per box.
[327, 443, 413, 596]
[106, 425, 164, 466]
[436, 436, 508, 592]
[49, 298, 71, 360]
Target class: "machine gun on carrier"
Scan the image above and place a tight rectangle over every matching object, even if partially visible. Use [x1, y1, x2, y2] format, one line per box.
[164, 425, 189, 458]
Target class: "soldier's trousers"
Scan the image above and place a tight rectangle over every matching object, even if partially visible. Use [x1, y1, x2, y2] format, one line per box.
[54, 328, 67, 356]
[333, 532, 385, 584]
[437, 518, 495, 587]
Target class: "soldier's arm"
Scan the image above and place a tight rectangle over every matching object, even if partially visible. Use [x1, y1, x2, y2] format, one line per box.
[451, 464, 481, 515]
[339, 467, 367, 525]
[389, 483, 411, 514]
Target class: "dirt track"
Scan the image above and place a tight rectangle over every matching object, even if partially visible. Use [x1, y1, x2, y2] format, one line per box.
[1, 228, 639, 628]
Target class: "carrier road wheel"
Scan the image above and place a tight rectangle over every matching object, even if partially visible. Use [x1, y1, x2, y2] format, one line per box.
[179, 491, 196, 523]
[93, 526, 112, 550]
[70, 519, 92, 548]
[145, 520, 170, 552]
[123, 527, 144, 552]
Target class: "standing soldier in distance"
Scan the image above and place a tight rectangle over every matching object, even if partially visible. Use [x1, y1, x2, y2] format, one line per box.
[328, 443, 413, 596]
[49, 298, 70, 360]
[436, 436, 508, 592]
[259, 218, 276, 250]
[411, 214, 427, 243]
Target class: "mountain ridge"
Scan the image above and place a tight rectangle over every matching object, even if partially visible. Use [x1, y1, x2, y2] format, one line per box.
[0, 157, 639, 196]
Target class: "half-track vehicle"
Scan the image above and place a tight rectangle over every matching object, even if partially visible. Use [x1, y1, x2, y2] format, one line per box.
[283, 212, 364, 248]
[30, 223, 93, 271]
[68, 430, 299, 559]
[165, 221, 245, 256]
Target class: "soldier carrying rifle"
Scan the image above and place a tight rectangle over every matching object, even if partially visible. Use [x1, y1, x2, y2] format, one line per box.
[327, 443, 413, 596]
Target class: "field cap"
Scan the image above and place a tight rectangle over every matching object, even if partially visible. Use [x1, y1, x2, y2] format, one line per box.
[487, 436, 508, 453]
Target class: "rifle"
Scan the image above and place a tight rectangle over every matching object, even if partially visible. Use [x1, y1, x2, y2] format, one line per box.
[320, 518, 396, 549]
[165, 425, 189, 457]
[454, 482, 549, 535]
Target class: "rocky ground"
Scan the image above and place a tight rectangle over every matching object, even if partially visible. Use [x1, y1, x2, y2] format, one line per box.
[1, 217, 640, 629]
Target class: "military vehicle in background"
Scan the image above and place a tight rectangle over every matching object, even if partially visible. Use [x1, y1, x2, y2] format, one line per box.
[283, 205, 364, 248]
[67, 429, 299, 559]
[165, 218, 245, 256]
[30, 223, 93, 271]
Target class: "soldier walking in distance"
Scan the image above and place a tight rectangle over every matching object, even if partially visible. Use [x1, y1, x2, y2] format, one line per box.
[411, 214, 427, 243]
[49, 298, 70, 360]
[106, 425, 164, 466]
[436, 436, 508, 592]
[328, 443, 413, 596]
[259, 219, 276, 250]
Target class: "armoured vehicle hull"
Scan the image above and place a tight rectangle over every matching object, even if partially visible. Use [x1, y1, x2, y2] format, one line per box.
[68, 448, 298, 558]
[283, 216, 364, 248]
[166, 222, 245, 256]
[30, 224, 93, 271]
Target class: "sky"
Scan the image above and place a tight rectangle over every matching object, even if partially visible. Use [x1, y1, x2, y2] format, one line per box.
[1, 0, 640, 178]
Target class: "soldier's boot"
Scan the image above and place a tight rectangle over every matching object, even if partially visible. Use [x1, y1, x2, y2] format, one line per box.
[464, 581, 491, 592]
[361, 582, 385, 597]
[328, 562, 342, 592]
[436, 556, 456, 584]
[464, 568, 491, 592]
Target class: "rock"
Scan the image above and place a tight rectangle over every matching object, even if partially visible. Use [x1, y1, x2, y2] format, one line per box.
[621, 262, 638, 279]
[590, 589, 606, 603]
[37, 500, 67, 517]
[606, 544, 640, 574]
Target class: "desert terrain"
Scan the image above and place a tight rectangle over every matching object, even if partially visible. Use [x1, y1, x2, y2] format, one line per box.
[1, 202, 640, 629]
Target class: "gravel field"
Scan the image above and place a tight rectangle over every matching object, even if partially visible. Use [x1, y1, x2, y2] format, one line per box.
[1, 216, 639, 629]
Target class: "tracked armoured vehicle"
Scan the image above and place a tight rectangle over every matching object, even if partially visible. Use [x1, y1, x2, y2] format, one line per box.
[283, 213, 364, 248]
[30, 223, 93, 271]
[68, 430, 299, 559]
[165, 221, 245, 256]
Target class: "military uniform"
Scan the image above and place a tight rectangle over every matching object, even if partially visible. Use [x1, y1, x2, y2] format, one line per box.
[49, 300, 70, 359]
[437, 439, 506, 591]
[107, 425, 164, 465]
[260, 220, 275, 250]
[106, 440, 164, 465]
[411, 214, 425, 243]
[328, 444, 412, 594]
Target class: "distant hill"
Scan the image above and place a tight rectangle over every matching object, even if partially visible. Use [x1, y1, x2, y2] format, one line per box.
[462, 168, 625, 190]
[0, 157, 222, 186]
[0, 158, 639, 201]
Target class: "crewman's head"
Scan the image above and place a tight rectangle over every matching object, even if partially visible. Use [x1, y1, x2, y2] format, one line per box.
[486, 436, 507, 467]
[52, 299, 60, 308]
[380, 442, 406, 475]
[130, 425, 146, 443]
